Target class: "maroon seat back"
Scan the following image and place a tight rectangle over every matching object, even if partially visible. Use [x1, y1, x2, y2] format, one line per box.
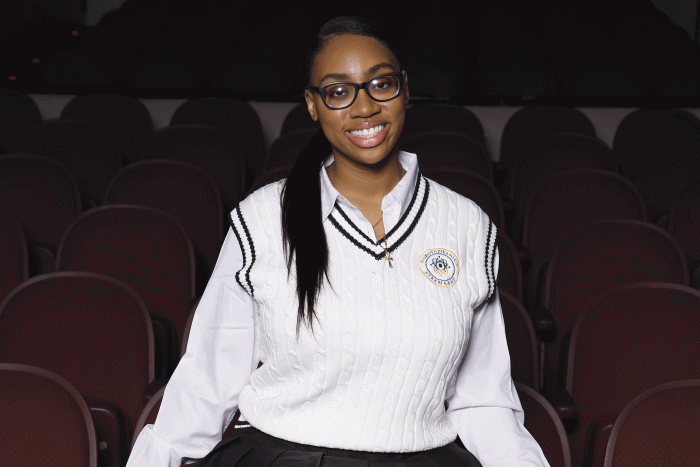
[521, 168, 647, 307]
[0, 206, 28, 303]
[510, 133, 616, 223]
[668, 177, 700, 277]
[402, 103, 487, 150]
[424, 168, 504, 230]
[400, 131, 493, 182]
[542, 220, 689, 388]
[169, 98, 266, 178]
[613, 108, 700, 184]
[604, 380, 700, 467]
[516, 382, 571, 467]
[0, 272, 155, 431]
[0, 363, 97, 467]
[638, 134, 700, 223]
[21, 119, 121, 205]
[501, 292, 538, 390]
[60, 93, 154, 165]
[103, 160, 223, 283]
[0, 154, 82, 274]
[248, 165, 292, 195]
[142, 124, 246, 212]
[280, 102, 321, 135]
[0, 89, 42, 154]
[56, 205, 195, 371]
[567, 283, 700, 467]
[263, 128, 318, 174]
[500, 105, 596, 176]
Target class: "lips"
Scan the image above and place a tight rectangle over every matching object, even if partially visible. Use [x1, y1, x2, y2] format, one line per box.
[345, 123, 391, 148]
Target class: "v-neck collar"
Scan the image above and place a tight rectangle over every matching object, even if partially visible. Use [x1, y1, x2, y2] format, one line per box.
[320, 151, 419, 224]
[327, 174, 430, 260]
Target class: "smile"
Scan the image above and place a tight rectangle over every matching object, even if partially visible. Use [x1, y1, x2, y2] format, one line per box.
[349, 124, 385, 138]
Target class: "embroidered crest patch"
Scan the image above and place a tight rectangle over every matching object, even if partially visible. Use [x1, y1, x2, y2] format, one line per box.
[418, 249, 459, 287]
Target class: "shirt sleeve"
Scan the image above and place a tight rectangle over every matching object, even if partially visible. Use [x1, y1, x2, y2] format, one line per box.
[445, 248, 551, 467]
[126, 226, 258, 467]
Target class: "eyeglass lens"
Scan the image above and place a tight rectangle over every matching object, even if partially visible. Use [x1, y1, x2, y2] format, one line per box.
[323, 75, 400, 109]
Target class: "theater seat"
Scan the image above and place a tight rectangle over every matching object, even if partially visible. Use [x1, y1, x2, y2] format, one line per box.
[604, 379, 700, 467]
[566, 283, 700, 467]
[0, 272, 157, 467]
[0, 363, 97, 467]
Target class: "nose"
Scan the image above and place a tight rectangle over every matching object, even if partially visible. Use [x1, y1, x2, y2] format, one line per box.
[349, 88, 380, 117]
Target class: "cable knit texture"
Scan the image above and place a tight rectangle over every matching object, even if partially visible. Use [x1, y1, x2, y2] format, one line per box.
[232, 175, 496, 453]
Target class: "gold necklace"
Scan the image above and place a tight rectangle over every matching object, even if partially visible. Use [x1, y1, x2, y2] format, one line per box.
[382, 240, 394, 268]
[373, 167, 406, 262]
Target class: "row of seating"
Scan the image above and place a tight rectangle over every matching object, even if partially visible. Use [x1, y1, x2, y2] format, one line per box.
[4, 147, 697, 295]
[0, 202, 196, 380]
[4, 91, 699, 228]
[2, 281, 699, 467]
[3, 89, 699, 182]
[4, 90, 700, 225]
[2, 146, 698, 351]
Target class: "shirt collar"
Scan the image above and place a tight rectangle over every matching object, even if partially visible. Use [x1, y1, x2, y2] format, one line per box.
[319, 151, 420, 222]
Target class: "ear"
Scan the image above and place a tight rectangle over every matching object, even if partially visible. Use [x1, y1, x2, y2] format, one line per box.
[304, 89, 319, 122]
[402, 70, 409, 105]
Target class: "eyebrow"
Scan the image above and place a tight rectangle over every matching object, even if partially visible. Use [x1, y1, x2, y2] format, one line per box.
[318, 62, 397, 85]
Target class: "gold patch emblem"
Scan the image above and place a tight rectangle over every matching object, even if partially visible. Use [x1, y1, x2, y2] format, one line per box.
[418, 249, 459, 287]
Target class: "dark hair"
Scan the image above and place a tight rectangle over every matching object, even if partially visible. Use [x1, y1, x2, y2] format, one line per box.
[302, 16, 401, 87]
[282, 16, 402, 333]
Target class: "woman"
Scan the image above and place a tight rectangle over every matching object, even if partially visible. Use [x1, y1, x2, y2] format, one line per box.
[127, 16, 550, 467]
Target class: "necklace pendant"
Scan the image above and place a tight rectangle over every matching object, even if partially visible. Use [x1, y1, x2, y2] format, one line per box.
[382, 243, 393, 268]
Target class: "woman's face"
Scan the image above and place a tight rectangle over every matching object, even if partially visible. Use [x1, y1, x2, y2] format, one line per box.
[305, 34, 409, 169]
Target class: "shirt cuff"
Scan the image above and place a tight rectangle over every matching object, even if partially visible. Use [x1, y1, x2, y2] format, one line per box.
[127, 424, 189, 467]
[448, 406, 551, 467]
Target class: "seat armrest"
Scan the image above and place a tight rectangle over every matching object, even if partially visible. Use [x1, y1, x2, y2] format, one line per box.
[585, 415, 618, 467]
[29, 245, 55, 276]
[492, 161, 509, 197]
[151, 316, 177, 380]
[84, 397, 130, 467]
[691, 264, 700, 290]
[532, 306, 555, 338]
[143, 378, 168, 404]
[517, 246, 531, 274]
[543, 385, 576, 421]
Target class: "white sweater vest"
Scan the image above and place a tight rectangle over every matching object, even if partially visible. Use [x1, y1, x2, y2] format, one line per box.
[228, 175, 497, 453]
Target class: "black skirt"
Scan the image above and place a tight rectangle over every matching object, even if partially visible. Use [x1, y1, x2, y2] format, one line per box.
[197, 425, 483, 467]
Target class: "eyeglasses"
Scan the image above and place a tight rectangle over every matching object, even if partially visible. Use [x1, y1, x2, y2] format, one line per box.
[306, 72, 404, 110]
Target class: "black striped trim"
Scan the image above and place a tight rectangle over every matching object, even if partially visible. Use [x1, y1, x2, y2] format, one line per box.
[229, 207, 256, 297]
[328, 215, 384, 260]
[382, 170, 423, 242]
[327, 174, 429, 261]
[387, 180, 430, 252]
[335, 204, 377, 247]
[484, 221, 497, 301]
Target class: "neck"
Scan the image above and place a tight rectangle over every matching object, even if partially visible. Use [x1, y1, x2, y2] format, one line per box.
[326, 150, 404, 209]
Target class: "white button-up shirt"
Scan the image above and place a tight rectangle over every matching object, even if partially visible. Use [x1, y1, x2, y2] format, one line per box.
[126, 152, 550, 467]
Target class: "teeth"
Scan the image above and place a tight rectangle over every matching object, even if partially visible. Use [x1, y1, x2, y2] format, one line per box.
[350, 125, 384, 138]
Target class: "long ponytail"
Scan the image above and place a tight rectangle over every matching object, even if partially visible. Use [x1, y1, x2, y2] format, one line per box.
[281, 128, 331, 333]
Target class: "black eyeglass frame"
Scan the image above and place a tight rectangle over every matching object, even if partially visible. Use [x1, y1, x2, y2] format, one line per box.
[306, 72, 405, 110]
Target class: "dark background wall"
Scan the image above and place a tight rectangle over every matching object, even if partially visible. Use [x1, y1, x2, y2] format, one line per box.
[3, 0, 700, 105]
